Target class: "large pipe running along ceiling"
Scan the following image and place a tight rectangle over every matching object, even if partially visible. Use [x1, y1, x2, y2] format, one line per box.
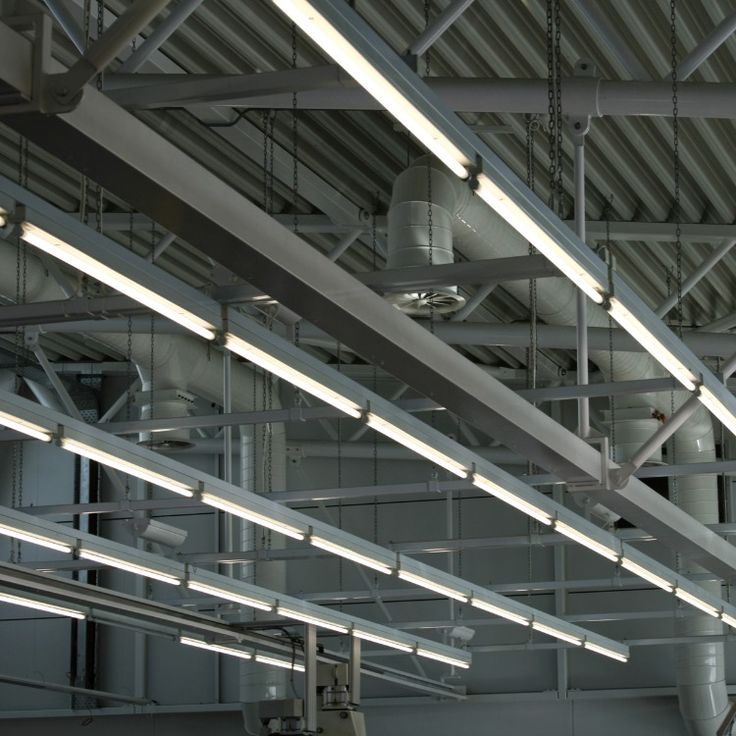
[1, 18, 735, 582]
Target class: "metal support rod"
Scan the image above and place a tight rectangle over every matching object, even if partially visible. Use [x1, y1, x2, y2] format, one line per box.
[223, 351, 232, 484]
[552, 486, 567, 700]
[623, 394, 702, 475]
[655, 238, 736, 317]
[304, 624, 318, 734]
[350, 635, 361, 706]
[151, 231, 176, 262]
[327, 227, 363, 262]
[52, 0, 171, 101]
[408, 0, 476, 56]
[450, 283, 497, 321]
[42, 0, 86, 53]
[31, 344, 84, 421]
[574, 141, 589, 438]
[98, 377, 141, 423]
[0, 672, 151, 705]
[675, 11, 736, 81]
[118, 0, 204, 74]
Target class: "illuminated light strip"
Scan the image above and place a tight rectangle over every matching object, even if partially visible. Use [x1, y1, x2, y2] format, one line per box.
[0, 522, 72, 554]
[0, 591, 85, 620]
[415, 648, 470, 669]
[619, 557, 674, 593]
[584, 641, 629, 663]
[20, 223, 217, 341]
[180, 636, 252, 660]
[60, 437, 194, 497]
[675, 587, 721, 618]
[698, 386, 736, 436]
[398, 569, 469, 603]
[201, 492, 306, 541]
[532, 620, 582, 646]
[224, 333, 362, 419]
[471, 597, 529, 626]
[0, 409, 52, 442]
[353, 629, 414, 653]
[186, 580, 274, 612]
[310, 535, 393, 575]
[255, 653, 306, 672]
[269, 1, 468, 178]
[606, 298, 699, 392]
[366, 413, 468, 478]
[554, 519, 621, 562]
[276, 605, 350, 634]
[721, 613, 736, 629]
[472, 473, 552, 525]
[79, 548, 180, 586]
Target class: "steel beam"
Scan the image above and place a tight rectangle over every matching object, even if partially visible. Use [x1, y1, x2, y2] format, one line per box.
[582, 220, 736, 242]
[43, 0, 86, 53]
[408, 0, 476, 56]
[675, 11, 736, 81]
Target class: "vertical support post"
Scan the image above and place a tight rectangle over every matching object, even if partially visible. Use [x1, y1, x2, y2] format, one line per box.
[574, 139, 589, 438]
[223, 351, 232, 483]
[349, 634, 361, 706]
[304, 624, 318, 734]
[552, 485, 568, 700]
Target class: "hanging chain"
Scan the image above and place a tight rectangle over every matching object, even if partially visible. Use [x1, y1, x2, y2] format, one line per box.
[546, 0, 563, 215]
[291, 23, 299, 236]
[526, 116, 539, 394]
[605, 200, 616, 458]
[336, 340, 344, 594]
[148, 221, 156, 459]
[124, 213, 134, 501]
[96, 1, 104, 90]
[424, 0, 431, 76]
[554, 0, 563, 214]
[670, 0, 683, 339]
[371, 209, 379, 579]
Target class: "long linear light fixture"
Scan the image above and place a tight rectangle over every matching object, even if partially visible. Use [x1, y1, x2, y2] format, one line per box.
[353, 629, 414, 653]
[180, 636, 253, 660]
[309, 534, 393, 575]
[268, 0, 736, 454]
[79, 548, 181, 586]
[255, 653, 306, 672]
[0, 591, 85, 620]
[19, 223, 217, 341]
[0, 409, 52, 442]
[398, 569, 469, 603]
[186, 579, 274, 612]
[276, 605, 351, 634]
[0, 521, 72, 553]
[415, 648, 470, 670]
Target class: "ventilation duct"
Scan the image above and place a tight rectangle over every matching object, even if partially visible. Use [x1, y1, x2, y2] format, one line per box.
[389, 155, 731, 736]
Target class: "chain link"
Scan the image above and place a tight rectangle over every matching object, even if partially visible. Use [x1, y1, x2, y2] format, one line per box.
[546, 0, 563, 215]
[605, 199, 616, 459]
[291, 23, 299, 236]
[670, 0, 683, 338]
[96, 1, 104, 90]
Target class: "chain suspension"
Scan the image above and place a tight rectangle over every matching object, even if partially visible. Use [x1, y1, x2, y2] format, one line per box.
[96, 1, 104, 90]
[605, 200, 616, 459]
[670, 0, 683, 339]
[291, 22, 299, 236]
[546, 0, 563, 215]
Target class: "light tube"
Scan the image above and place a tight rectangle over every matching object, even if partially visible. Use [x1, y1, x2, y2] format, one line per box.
[472, 474, 552, 525]
[60, 438, 194, 497]
[310, 535, 393, 575]
[675, 587, 720, 618]
[79, 548, 180, 586]
[532, 620, 582, 646]
[471, 597, 530, 626]
[0, 522, 72, 553]
[0, 409, 52, 442]
[201, 493, 306, 541]
[620, 557, 674, 593]
[0, 591, 85, 620]
[697, 386, 736, 437]
[180, 636, 252, 660]
[398, 569, 469, 603]
[255, 653, 305, 672]
[721, 613, 736, 629]
[352, 629, 414, 653]
[474, 174, 606, 305]
[224, 334, 362, 419]
[186, 580, 273, 612]
[276, 605, 350, 634]
[554, 520, 620, 562]
[20, 223, 217, 341]
[584, 641, 629, 663]
[270, 1, 468, 179]
[415, 648, 470, 669]
[607, 297, 699, 392]
[366, 413, 468, 478]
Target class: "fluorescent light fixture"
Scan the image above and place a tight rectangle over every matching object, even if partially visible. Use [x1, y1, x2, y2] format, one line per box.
[415, 648, 470, 669]
[270, 1, 468, 179]
[398, 569, 469, 603]
[366, 413, 468, 478]
[697, 386, 736, 437]
[554, 520, 620, 562]
[276, 605, 350, 634]
[675, 587, 720, 618]
[79, 548, 180, 586]
[473, 174, 605, 305]
[0, 591, 85, 620]
[471, 597, 530, 626]
[60, 438, 194, 497]
[255, 653, 305, 672]
[472, 474, 552, 526]
[532, 620, 582, 646]
[352, 629, 414, 653]
[584, 641, 629, 663]
[180, 636, 252, 660]
[0, 522, 72, 553]
[201, 493, 306, 541]
[0, 409, 52, 442]
[721, 613, 736, 629]
[620, 557, 674, 593]
[186, 580, 273, 612]
[607, 297, 699, 392]
[20, 223, 217, 341]
[310, 535, 393, 575]
[224, 333, 362, 419]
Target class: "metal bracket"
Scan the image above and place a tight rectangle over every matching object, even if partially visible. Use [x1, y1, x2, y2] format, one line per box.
[566, 434, 627, 493]
[567, 59, 597, 143]
[468, 155, 483, 190]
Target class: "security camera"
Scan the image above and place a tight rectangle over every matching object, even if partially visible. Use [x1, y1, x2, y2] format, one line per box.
[450, 625, 475, 643]
[130, 518, 188, 548]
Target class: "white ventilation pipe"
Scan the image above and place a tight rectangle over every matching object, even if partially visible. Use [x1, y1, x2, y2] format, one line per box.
[389, 156, 730, 735]
[0, 238, 289, 703]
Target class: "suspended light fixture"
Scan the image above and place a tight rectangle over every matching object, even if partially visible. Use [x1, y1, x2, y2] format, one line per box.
[79, 548, 180, 586]
[0, 591, 85, 620]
